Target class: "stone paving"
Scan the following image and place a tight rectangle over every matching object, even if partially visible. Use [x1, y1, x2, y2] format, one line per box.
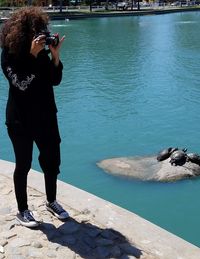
[0, 173, 156, 259]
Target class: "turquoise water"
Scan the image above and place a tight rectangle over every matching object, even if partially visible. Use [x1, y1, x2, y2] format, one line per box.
[1, 12, 200, 246]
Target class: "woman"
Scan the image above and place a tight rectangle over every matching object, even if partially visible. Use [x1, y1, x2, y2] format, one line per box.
[0, 6, 69, 228]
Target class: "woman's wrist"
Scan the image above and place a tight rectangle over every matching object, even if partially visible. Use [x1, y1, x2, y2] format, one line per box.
[52, 56, 60, 67]
[30, 50, 38, 58]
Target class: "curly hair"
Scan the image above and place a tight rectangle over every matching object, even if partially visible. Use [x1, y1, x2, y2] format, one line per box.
[0, 7, 49, 57]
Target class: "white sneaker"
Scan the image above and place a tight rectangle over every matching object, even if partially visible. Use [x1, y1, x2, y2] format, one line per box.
[46, 200, 69, 220]
[17, 210, 39, 228]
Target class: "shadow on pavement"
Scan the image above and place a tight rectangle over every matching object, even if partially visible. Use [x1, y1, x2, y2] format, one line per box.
[38, 217, 143, 258]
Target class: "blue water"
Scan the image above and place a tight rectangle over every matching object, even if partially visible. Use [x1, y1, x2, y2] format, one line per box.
[1, 11, 200, 246]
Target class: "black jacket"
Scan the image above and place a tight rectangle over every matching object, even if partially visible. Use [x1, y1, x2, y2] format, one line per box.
[1, 48, 63, 140]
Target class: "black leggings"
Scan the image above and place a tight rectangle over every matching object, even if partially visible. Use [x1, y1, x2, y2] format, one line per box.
[8, 126, 61, 212]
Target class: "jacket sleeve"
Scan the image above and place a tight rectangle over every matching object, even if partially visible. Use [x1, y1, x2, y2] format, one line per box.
[50, 60, 63, 86]
[1, 49, 63, 91]
[1, 49, 37, 92]
[36, 50, 63, 86]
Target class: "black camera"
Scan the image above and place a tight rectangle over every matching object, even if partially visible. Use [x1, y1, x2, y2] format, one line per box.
[45, 32, 59, 47]
[35, 31, 59, 47]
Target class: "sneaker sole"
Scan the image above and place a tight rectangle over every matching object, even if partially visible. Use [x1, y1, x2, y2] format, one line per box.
[46, 206, 69, 220]
[16, 215, 39, 228]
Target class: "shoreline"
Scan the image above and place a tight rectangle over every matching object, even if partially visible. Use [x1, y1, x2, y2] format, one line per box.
[1, 6, 200, 23]
[0, 159, 200, 258]
[47, 7, 200, 20]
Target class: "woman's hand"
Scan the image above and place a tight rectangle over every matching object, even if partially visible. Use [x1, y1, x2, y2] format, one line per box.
[30, 35, 46, 58]
[49, 35, 65, 67]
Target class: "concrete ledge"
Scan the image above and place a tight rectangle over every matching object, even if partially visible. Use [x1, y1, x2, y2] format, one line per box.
[1, 159, 200, 258]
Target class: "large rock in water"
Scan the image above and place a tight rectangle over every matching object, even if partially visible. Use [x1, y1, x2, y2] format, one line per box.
[97, 156, 200, 182]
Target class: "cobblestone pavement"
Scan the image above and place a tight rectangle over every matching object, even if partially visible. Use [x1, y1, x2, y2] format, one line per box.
[0, 174, 156, 259]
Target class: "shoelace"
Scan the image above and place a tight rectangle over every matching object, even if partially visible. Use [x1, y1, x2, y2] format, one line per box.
[50, 201, 64, 213]
[23, 210, 34, 221]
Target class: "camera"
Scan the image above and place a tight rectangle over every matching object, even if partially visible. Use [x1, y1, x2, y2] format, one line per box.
[35, 31, 59, 47]
[45, 32, 59, 47]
